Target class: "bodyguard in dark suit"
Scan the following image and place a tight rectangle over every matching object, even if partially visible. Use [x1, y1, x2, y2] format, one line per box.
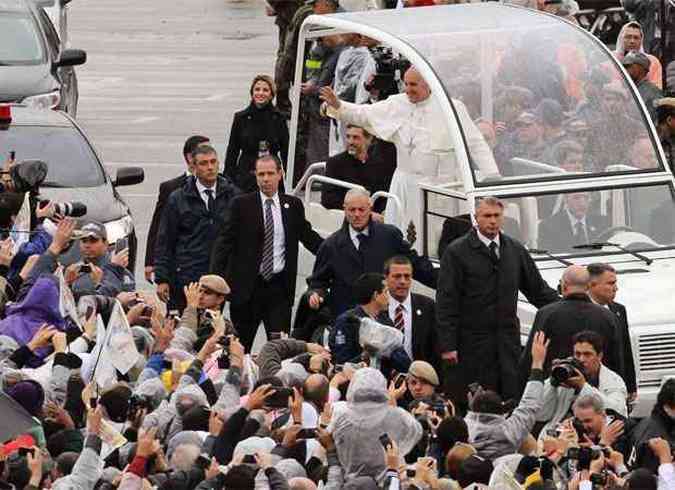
[155, 145, 240, 312]
[587, 262, 637, 400]
[538, 192, 610, 252]
[384, 255, 439, 366]
[519, 265, 625, 387]
[307, 188, 437, 318]
[436, 197, 558, 402]
[210, 155, 322, 352]
[145, 135, 209, 282]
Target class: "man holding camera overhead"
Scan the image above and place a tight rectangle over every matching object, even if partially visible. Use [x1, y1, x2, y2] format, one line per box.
[535, 330, 628, 440]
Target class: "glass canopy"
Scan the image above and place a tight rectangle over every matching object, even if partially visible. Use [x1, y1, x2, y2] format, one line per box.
[323, 4, 663, 186]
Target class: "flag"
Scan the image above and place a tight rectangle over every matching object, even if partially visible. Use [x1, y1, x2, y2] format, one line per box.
[89, 314, 115, 389]
[56, 267, 82, 331]
[106, 300, 139, 375]
[10, 193, 30, 254]
[0, 391, 37, 442]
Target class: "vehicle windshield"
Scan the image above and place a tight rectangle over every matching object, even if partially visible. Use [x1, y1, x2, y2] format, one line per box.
[0, 126, 106, 187]
[0, 11, 44, 65]
[425, 183, 675, 260]
[331, 5, 663, 185]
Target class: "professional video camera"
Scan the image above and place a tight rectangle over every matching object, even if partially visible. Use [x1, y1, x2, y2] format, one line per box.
[0, 159, 86, 219]
[364, 46, 411, 101]
[550, 357, 585, 387]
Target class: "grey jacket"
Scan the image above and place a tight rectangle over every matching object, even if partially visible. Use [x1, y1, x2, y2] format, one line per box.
[256, 339, 308, 380]
[51, 434, 103, 490]
[466, 371, 545, 461]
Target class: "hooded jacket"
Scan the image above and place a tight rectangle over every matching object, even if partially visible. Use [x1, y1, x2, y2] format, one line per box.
[465, 372, 545, 461]
[332, 367, 422, 480]
[614, 23, 663, 88]
[0, 275, 65, 363]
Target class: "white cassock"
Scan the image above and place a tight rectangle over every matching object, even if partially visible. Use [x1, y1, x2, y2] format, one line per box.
[328, 93, 498, 252]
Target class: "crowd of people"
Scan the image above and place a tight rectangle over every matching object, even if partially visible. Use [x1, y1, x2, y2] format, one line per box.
[0, 0, 673, 489]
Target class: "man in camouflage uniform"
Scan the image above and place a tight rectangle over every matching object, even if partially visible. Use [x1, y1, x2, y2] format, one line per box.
[274, 0, 312, 117]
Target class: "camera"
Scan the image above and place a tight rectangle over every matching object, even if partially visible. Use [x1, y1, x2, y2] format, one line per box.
[265, 387, 294, 409]
[41, 200, 87, 218]
[363, 46, 410, 101]
[590, 472, 608, 486]
[550, 357, 585, 386]
[79, 263, 92, 274]
[216, 336, 231, 369]
[128, 394, 153, 416]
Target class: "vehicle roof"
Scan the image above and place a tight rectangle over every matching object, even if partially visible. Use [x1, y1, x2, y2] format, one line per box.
[0, 0, 32, 13]
[324, 3, 559, 39]
[2, 105, 73, 128]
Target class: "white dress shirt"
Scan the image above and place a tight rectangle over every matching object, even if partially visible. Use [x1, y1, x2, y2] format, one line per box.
[389, 293, 413, 358]
[476, 229, 500, 258]
[195, 179, 217, 209]
[349, 226, 369, 250]
[260, 192, 286, 274]
[566, 209, 588, 238]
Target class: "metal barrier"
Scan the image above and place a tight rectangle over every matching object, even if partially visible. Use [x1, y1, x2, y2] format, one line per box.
[304, 175, 366, 204]
[371, 191, 404, 225]
[292, 162, 326, 197]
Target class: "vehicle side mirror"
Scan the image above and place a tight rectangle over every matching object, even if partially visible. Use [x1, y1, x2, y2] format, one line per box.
[114, 167, 144, 187]
[55, 49, 86, 67]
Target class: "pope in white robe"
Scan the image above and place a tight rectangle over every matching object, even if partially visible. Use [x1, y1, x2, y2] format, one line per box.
[320, 67, 499, 252]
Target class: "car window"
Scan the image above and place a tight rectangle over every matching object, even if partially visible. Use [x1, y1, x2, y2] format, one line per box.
[0, 126, 106, 187]
[0, 12, 44, 65]
[36, 8, 59, 58]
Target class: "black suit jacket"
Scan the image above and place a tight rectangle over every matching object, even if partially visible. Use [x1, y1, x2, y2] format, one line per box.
[210, 192, 322, 306]
[519, 293, 626, 385]
[409, 293, 440, 366]
[145, 174, 187, 267]
[538, 210, 609, 252]
[309, 220, 438, 316]
[609, 301, 637, 394]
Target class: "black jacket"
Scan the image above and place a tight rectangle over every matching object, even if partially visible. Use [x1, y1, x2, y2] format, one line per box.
[145, 173, 187, 267]
[409, 293, 441, 366]
[155, 176, 240, 288]
[321, 141, 396, 213]
[519, 293, 625, 384]
[538, 210, 610, 252]
[224, 103, 289, 192]
[608, 301, 637, 394]
[309, 219, 437, 316]
[209, 191, 322, 305]
[629, 405, 675, 471]
[436, 229, 558, 399]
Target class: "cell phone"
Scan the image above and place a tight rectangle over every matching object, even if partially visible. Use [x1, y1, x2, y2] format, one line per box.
[265, 387, 294, 408]
[142, 305, 153, 317]
[242, 454, 257, 464]
[297, 428, 318, 439]
[115, 237, 128, 254]
[379, 433, 392, 448]
[90, 397, 97, 408]
[79, 263, 92, 273]
[406, 466, 416, 478]
[394, 373, 407, 389]
[334, 364, 344, 373]
[9, 151, 15, 161]
[545, 429, 559, 438]
[18, 447, 34, 457]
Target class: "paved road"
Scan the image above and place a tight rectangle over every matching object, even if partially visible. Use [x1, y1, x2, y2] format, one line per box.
[68, 0, 276, 286]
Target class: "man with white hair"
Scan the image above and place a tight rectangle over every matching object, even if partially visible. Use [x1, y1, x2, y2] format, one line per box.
[519, 265, 625, 384]
[320, 67, 498, 251]
[308, 188, 437, 316]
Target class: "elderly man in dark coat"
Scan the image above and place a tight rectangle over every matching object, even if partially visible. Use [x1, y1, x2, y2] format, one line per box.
[436, 197, 558, 403]
[307, 188, 437, 317]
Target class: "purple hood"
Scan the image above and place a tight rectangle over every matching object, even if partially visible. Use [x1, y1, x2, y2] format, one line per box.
[0, 276, 65, 356]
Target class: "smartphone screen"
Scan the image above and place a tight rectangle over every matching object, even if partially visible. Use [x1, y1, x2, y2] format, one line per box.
[379, 433, 392, 448]
[115, 237, 129, 254]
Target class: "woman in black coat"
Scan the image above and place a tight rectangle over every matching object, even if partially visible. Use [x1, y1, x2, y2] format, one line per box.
[224, 74, 289, 192]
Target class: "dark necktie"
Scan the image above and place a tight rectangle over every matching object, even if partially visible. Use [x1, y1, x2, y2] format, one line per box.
[204, 189, 214, 212]
[394, 303, 405, 332]
[575, 221, 587, 244]
[356, 232, 367, 251]
[261, 199, 275, 280]
[489, 241, 499, 262]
